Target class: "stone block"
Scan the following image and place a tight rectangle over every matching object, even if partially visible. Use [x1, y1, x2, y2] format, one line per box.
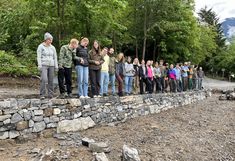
[51, 99, 68, 105]
[23, 111, 32, 120]
[57, 117, 96, 133]
[0, 115, 11, 122]
[29, 120, 34, 128]
[89, 142, 110, 153]
[95, 152, 109, 161]
[68, 99, 81, 107]
[44, 108, 53, 117]
[32, 116, 44, 122]
[34, 110, 44, 116]
[33, 121, 46, 133]
[17, 99, 31, 109]
[0, 131, 9, 139]
[16, 121, 28, 130]
[3, 118, 10, 124]
[53, 108, 61, 115]
[11, 113, 23, 123]
[9, 130, 20, 139]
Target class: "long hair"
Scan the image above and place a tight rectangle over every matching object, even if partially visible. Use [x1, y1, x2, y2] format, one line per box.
[117, 53, 124, 62]
[91, 40, 101, 54]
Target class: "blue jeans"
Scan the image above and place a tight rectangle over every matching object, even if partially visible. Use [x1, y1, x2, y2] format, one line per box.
[109, 74, 116, 94]
[75, 65, 89, 97]
[100, 71, 109, 95]
[125, 76, 133, 94]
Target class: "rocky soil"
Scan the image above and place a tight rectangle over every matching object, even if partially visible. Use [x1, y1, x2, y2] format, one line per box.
[0, 95, 234, 161]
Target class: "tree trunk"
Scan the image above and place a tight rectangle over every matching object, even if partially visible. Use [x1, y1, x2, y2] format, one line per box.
[142, 7, 147, 60]
[57, 0, 61, 47]
[112, 30, 117, 52]
[153, 40, 156, 62]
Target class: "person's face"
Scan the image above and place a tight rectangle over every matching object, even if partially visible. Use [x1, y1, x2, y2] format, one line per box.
[81, 40, 89, 47]
[160, 61, 163, 65]
[170, 65, 174, 69]
[147, 61, 151, 66]
[93, 41, 99, 49]
[141, 60, 145, 65]
[71, 43, 78, 49]
[155, 63, 158, 67]
[127, 57, 131, 62]
[103, 48, 108, 55]
[109, 48, 114, 54]
[45, 38, 52, 44]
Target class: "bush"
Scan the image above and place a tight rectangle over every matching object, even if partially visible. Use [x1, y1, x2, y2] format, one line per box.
[0, 50, 37, 76]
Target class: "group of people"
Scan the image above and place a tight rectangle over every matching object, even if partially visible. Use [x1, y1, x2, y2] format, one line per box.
[37, 32, 205, 99]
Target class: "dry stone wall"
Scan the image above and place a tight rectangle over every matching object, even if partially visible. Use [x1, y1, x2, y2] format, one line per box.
[0, 91, 211, 139]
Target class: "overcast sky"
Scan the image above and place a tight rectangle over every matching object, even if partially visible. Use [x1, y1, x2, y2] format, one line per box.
[195, 0, 235, 20]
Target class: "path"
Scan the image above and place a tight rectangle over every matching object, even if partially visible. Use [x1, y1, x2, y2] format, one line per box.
[203, 77, 235, 90]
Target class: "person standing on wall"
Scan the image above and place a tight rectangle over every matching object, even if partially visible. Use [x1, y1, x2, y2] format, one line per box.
[108, 48, 116, 96]
[100, 47, 110, 96]
[74, 37, 90, 99]
[124, 56, 135, 95]
[37, 32, 58, 99]
[58, 38, 79, 98]
[139, 59, 147, 94]
[133, 58, 140, 94]
[88, 40, 104, 98]
[115, 53, 125, 96]
[146, 60, 154, 94]
[198, 67, 205, 90]
[153, 62, 162, 93]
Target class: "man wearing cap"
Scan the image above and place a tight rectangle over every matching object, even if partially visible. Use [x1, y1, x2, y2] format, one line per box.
[37, 32, 58, 99]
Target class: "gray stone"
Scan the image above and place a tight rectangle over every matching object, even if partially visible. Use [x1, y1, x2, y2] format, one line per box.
[122, 145, 140, 161]
[95, 152, 109, 161]
[51, 99, 67, 105]
[57, 117, 96, 133]
[11, 113, 23, 123]
[29, 148, 41, 154]
[0, 110, 2, 115]
[0, 126, 7, 132]
[47, 123, 57, 128]
[3, 108, 18, 114]
[49, 116, 60, 123]
[9, 130, 20, 139]
[89, 142, 110, 153]
[74, 112, 82, 119]
[0, 115, 11, 122]
[53, 108, 61, 115]
[8, 98, 18, 108]
[82, 137, 95, 147]
[33, 116, 43, 122]
[23, 111, 32, 120]
[17, 99, 31, 109]
[28, 107, 39, 111]
[33, 121, 46, 133]
[68, 99, 81, 107]
[0, 131, 9, 139]
[3, 118, 11, 124]
[43, 117, 50, 124]
[0, 101, 11, 108]
[29, 119, 34, 128]
[30, 99, 41, 107]
[34, 110, 44, 116]
[16, 121, 28, 130]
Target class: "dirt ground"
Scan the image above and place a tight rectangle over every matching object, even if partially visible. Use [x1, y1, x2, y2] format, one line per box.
[0, 95, 234, 161]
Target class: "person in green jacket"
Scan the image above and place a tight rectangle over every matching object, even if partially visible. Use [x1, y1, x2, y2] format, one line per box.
[58, 38, 79, 98]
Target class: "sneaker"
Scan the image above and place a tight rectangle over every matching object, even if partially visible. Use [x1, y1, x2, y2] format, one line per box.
[59, 93, 65, 99]
[97, 95, 102, 98]
[79, 96, 85, 99]
[40, 96, 45, 100]
[67, 93, 73, 98]
[94, 95, 98, 98]
[85, 96, 90, 99]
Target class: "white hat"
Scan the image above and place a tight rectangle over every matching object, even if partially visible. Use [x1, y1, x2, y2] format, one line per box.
[44, 32, 53, 40]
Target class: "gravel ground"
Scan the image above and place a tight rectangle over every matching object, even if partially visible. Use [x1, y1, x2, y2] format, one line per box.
[0, 95, 234, 161]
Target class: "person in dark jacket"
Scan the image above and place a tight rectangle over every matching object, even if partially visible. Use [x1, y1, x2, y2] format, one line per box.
[88, 40, 104, 98]
[74, 37, 90, 99]
[139, 59, 147, 94]
[115, 53, 125, 96]
[58, 38, 79, 98]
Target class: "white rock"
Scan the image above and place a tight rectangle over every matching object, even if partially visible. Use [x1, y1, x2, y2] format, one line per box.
[9, 131, 20, 139]
[0, 131, 9, 140]
[57, 117, 95, 133]
[95, 152, 109, 161]
[122, 145, 141, 161]
[68, 99, 81, 107]
[53, 108, 61, 115]
[34, 110, 44, 116]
